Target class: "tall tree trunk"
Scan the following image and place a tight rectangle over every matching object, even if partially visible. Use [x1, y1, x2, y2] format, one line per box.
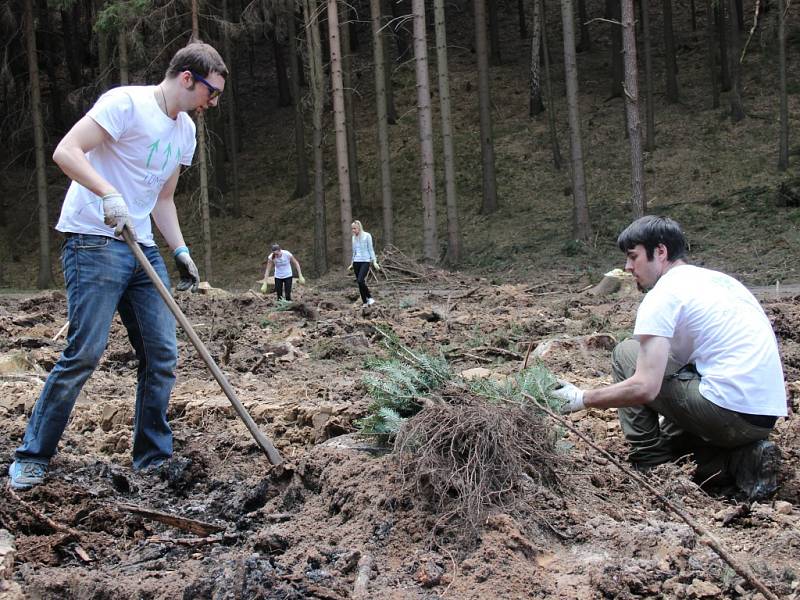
[577, 0, 592, 51]
[412, 0, 438, 262]
[96, 0, 109, 92]
[380, 0, 398, 124]
[529, 0, 544, 117]
[327, 0, 353, 267]
[777, 0, 788, 171]
[727, 0, 745, 122]
[36, 0, 64, 132]
[704, 0, 720, 108]
[390, 0, 411, 60]
[690, 0, 697, 31]
[272, 28, 291, 107]
[61, 6, 83, 86]
[192, 0, 213, 282]
[25, 0, 53, 288]
[340, 3, 362, 211]
[434, 0, 460, 264]
[717, 2, 731, 91]
[607, 0, 623, 98]
[561, 0, 592, 241]
[487, 0, 501, 65]
[287, 3, 309, 199]
[641, 0, 655, 149]
[517, 0, 528, 39]
[222, 0, 241, 216]
[474, 0, 498, 214]
[621, 0, 646, 217]
[118, 29, 129, 85]
[663, 0, 679, 103]
[370, 0, 394, 246]
[304, 0, 328, 275]
[540, 0, 562, 169]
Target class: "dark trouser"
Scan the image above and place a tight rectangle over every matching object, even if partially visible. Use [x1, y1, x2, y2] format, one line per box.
[353, 262, 372, 303]
[275, 276, 293, 301]
[613, 339, 774, 482]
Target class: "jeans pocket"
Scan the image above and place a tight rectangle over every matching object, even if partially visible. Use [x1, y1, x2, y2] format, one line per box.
[73, 234, 111, 249]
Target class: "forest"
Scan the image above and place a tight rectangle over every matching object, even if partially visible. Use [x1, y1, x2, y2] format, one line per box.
[1, 0, 800, 597]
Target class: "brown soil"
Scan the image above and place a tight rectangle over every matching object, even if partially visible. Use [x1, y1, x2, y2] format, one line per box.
[2, 269, 799, 599]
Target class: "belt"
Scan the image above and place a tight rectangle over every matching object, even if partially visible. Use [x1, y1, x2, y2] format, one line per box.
[736, 412, 777, 428]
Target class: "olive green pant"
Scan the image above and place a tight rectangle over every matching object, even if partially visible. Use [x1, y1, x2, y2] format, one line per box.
[613, 339, 773, 472]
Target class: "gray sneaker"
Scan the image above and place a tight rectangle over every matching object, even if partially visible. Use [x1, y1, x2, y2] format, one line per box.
[729, 440, 781, 502]
[8, 460, 48, 490]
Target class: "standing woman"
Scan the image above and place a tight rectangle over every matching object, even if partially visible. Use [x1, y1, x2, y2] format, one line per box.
[349, 220, 381, 307]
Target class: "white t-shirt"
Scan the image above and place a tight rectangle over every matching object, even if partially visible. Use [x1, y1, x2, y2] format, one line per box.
[634, 264, 786, 416]
[271, 250, 294, 279]
[56, 85, 197, 246]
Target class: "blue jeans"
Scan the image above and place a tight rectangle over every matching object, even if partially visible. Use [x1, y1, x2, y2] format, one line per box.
[15, 234, 176, 469]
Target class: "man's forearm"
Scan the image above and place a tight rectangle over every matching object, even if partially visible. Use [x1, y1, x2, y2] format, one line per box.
[151, 198, 186, 250]
[583, 377, 654, 409]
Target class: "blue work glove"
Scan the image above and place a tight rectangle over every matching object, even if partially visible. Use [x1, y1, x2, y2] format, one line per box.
[174, 246, 200, 293]
[550, 380, 586, 413]
[102, 193, 135, 237]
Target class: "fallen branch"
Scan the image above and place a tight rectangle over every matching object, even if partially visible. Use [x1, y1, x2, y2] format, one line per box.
[53, 320, 70, 341]
[117, 503, 225, 536]
[352, 553, 374, 598]
[521, 392, 780, 600]
[7, 487, 83, 539]
[469, 346, 524, 360]
[145, 533, 238, 546]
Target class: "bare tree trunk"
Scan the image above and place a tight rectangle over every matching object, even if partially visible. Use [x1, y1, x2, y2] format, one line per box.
[663, 0, 679, 103]
[412, 0, 438, 262]
[271, 28, 291, 107]
[381, 0, 398, 124]
[727, 0, 745, 122]
[641, 0, 656, 150]
[192, 0, 213, 282]
[704, 0, 720, 108]
[327, 0, 353, 267]
[25, 0, 53, 288]
[517, 0, 528, 38]
[222, 0, 241, 216]
[608, 0, 623, 98]
[287, 3, 309, 199]
[717, 1, 731, 90]
[777, 0, 788, 170]
[61, 6, 83, 87]
[118, 29, 129, 85]
[474, 0, 498, 214]
[690, 0, 697, 31]
[304, 0, 328, 275]
[622, 0, 646, 217]
[540, 0, 562, 169]
[434, 0, 460, 264]
[96, 0, 109, 92]
[370, 0, 394, 246]
[340, 3, 362, 212]
[561, 0, 592, 241]
[577, 0, 592, 51]
[390, 0, 411, 60]
[487, 0, 501, 65]
[36, 0, 64, 132]
[529, 0, 544, 117]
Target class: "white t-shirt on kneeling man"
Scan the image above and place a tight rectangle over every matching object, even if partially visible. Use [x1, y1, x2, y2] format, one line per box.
[633, 264, 786, 417]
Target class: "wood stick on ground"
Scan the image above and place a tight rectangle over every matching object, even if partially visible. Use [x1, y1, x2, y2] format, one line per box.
[52, 320, 70, 341]
[7, 486, 83, 539]
[520, 340, 535, 372]
[117, 503, 225, 536]
[521, 392, 780, 600]
[352, 553, 374, 598]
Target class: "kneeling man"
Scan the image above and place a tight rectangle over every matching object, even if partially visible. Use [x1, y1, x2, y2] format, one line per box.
[554, 216, 786, 501]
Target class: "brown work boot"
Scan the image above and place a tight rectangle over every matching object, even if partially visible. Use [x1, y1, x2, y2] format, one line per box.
[728, 440, 781, 502]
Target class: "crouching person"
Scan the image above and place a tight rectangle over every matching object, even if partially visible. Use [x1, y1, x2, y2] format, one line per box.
[553, 216, 786, 501]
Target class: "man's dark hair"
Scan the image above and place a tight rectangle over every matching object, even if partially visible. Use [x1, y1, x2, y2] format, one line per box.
[617, 215, 687, 261]
[166, 41, 228, 79]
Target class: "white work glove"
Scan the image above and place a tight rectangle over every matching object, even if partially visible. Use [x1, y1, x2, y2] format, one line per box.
[260, 281, 268, 293]
[550, 380, 586, 413]
[298, 274, 306, 285]
[173, 246, 200, 293]
[102, 193, 135, 237]
[347, 263, 353, 272]
[372, 260, 381, 271]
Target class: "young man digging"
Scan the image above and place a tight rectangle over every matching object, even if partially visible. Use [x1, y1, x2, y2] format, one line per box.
[553, 216, 787, 501]
[9, 41, 227, 490]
